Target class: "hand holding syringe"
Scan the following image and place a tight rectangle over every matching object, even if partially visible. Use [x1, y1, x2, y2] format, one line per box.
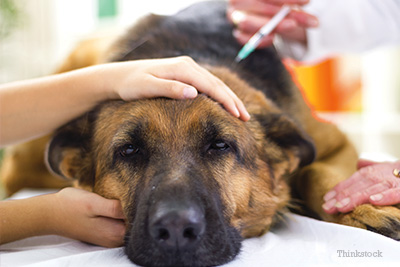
[235, 5, 292, 62]
[228, 0, 319, 61]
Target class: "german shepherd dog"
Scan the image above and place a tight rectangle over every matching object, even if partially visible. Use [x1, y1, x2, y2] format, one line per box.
[2, 1, 400, 266]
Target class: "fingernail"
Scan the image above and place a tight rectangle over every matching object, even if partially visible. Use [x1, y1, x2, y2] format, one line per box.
[322, 198, 336, 211]
[370, 193, 383, 202]
[239, 106, 250, 120]
[232, 29, 241, 39]
[183, 87, 198, 98]
[231, 10, 246, 26]
[335, 197, 350, 208]
[307, 17, 319, 27]
[323, 190, 337, 201]
[244, 109, 251, 120]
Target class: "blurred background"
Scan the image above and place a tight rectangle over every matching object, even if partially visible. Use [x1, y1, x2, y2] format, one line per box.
[1, 0, 399, 161]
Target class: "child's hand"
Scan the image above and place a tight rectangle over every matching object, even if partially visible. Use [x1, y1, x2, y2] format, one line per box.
[0, 56, 250, 147]
[52, 188, 126, 248]
[95, 56, 250, 121]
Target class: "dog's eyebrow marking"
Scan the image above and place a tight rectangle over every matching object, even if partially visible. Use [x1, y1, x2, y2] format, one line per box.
[202, 117, 242, 143]
[111, 121, 146, 148]
[203, 121, 220, 140]
[201, 118, 259, 170]
[202, 121, 232, 145]
[201, 120, 242, 156]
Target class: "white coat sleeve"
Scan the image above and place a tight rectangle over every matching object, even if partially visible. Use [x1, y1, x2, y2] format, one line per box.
[275, 0, 400, 63]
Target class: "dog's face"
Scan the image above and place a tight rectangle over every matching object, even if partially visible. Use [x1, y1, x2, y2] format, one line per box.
[46, 68, 314, 266]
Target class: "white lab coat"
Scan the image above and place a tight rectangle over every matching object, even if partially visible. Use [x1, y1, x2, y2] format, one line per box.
[275, 0, 400, 63]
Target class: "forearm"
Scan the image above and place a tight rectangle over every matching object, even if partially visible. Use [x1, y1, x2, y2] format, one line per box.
[0, 66, 115, 147]
[0, 194, 56, 244]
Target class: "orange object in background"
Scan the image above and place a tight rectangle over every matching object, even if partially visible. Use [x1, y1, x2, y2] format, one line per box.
[284, 58, 362, 112]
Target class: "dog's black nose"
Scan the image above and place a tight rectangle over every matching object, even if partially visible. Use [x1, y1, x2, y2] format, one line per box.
[149, 202, 205, 250]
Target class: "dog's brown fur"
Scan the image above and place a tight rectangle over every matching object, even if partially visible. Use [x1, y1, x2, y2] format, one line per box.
[1, 2, 400, 266]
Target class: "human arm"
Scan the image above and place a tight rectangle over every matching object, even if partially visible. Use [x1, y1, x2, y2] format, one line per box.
[0, 188, 126, 247]
[0, 56, 250, 147]
[323, 159, 400, 214]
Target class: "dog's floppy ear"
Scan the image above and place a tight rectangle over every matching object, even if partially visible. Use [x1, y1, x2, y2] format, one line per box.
[46, 112, 96, 187]
[255, 113, 316, 169]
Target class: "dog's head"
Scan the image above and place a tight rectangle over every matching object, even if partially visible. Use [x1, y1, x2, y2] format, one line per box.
[46, 67, 315, 266]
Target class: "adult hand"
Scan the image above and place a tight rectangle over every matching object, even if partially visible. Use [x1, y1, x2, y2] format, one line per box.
[227, 0, 319, 48]
[52, 188, 126, 247]
[99, 56, 250, 121]
[323, 159, 400, 214]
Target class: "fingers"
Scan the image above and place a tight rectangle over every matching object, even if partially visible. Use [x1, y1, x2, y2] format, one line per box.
[229, 2, 284, 18]
[323, 176, 361, 204]
[62, 187, 126, 219]
[229, 0, 310, 14]
[233, 12, 298, 35]
[324, 165, 377, 201]
[93, 198, 126, 219]
[228, 2, 318, 47]
[229, 8, 316, 32]
[324, 183, 390, 214]
[322, 170, 378, 213]
[184, 59, 251, 121]
[149, 57, 251, 121]
[135, 75, 198, 100]
[90, 217, 126, 248]
[286, 9, 319, 28]
[370, 188, 400, 206]
[71, 216, 126, 248]
[54, 188, 126, 247]
[323, 160, 400, 214]
[233, 29, 275, 47]
[103, 57, 250, 121]
[88, 197, 126, 247]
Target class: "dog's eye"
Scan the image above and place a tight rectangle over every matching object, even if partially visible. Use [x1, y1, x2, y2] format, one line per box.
[119, 144, 140, 157]
[209, 140, 230, 151]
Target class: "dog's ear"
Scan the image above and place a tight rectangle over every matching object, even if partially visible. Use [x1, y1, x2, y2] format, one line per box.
[255, 113, 316, 170]
[46, 112, 96, 187]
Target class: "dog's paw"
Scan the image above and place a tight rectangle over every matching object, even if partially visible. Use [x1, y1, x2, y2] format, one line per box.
[337, 204, 400, 240]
